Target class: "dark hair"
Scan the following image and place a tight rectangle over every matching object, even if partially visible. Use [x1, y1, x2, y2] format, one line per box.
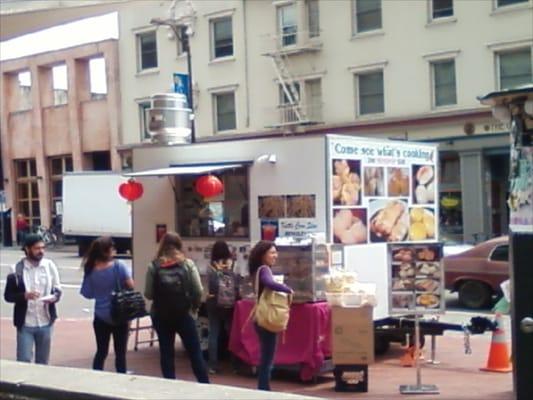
[211, 240, 231, 262]
[248, 240, 275, 276]
[83, 236, 115, 276]
[22, 234, 44, 254]
[156, 232, 184, 263]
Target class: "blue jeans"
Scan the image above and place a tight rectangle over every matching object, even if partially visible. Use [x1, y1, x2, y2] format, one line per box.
[207, 309, 232, 370]
[17, 324, 53, 364]
[254, 323, 278, 391]
[152, 313, 209, 383]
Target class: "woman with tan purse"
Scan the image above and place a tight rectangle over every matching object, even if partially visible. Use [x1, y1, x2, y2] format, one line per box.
[248, 240, 293, 391]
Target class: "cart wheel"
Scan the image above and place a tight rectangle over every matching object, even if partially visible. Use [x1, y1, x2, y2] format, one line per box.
[374, 335, 390, 355]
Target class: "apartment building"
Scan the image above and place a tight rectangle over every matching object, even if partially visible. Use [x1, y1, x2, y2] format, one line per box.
[116, 0, 532, 242]
[0, 39, 122, 236]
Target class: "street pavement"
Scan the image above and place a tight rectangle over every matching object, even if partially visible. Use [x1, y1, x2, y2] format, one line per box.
[0, 246, 513, 399]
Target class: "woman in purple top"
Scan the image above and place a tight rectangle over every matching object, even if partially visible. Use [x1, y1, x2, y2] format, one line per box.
[80, 237, 134, 373]
[248, 240, 292, 391]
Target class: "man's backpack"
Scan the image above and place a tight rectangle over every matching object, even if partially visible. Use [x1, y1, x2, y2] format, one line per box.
[153, 260, 192, 320]
[216, 270, 236, 308]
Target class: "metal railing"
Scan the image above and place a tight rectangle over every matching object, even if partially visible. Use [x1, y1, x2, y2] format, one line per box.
[270, 102, 323, 127]
[262, 30, 322, 55]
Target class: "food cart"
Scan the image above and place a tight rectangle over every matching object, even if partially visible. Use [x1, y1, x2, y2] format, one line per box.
[127, 134, 442, 377]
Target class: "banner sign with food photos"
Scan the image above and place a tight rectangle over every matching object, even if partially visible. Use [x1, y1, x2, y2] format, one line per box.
[327, 136, 439, 245]
[389, 243, 444, 314]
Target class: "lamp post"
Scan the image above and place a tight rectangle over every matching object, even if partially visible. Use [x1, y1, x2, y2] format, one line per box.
[478, 85, 533, 400]
[150, 17, 195, 142]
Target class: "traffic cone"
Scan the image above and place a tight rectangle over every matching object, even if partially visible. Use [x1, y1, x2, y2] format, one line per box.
[480, 313, 512, 373]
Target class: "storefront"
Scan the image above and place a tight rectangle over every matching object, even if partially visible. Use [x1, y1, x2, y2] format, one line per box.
[427, 132, 510, 243]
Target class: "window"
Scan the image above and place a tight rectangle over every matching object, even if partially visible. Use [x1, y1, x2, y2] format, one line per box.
[357, 71, 384, 115]
[212, 17, 233, 59]
[306, 79, 322, 121]
[490, 245, 509, 261]
[353, 0, 382, 34]
[278, 4, 297, 46]
[214, 92, 236, 131]
[432, 0, 453, 19]
[432, 60, 457, 107]
[139, 101, 151, 140]
[279, 82, 301, 123]
[49, 156, 73, 226]
[498, 48, 532, 90]
[307, 0, 320, 38]
[89, 58, 107, 98]
[177, 168, 249, 238]
[496, 0, 528, 7]
[17, 71, 32, 110]
[138, 31, 158, 70]
[15, 159, 40, 228]
[52, 64, 68, 106]
[179, 25, 189, 54]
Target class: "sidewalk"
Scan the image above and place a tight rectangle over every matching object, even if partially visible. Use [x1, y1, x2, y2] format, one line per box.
[0, 318, 513, 400]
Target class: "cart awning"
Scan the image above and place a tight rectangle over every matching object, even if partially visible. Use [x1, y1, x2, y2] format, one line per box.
[124, 162, 248, 177]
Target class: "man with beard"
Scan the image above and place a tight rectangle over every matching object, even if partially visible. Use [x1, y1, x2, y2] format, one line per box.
[4, 234, 62, 364]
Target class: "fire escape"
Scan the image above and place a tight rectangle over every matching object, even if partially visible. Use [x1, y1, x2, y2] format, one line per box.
[263, 27, 322, 128]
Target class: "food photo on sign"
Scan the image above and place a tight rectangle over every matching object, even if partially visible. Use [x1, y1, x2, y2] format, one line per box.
[333, 208, 368, 244]
[332, 159, 362, 206]
[389, 243, 444, 313]
[408, 207, 436, 241]
[368, 199, 409, 243]
[364, 166, 385, 197]
[387, 167, 410, 197]
[412, 165, 436, 205]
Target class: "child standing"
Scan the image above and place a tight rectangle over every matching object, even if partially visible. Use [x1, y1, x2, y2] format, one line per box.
[207, 240, 239, 374]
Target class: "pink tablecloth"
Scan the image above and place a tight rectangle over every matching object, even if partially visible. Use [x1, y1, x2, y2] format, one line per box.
[229, 300, 332, 381]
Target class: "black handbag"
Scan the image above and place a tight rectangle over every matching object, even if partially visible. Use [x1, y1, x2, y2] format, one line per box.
[110, 262, 147, 324]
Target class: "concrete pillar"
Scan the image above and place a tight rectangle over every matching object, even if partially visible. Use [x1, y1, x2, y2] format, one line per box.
[0, 73, 16, 241]
[30, 64, 51, 228]
[102, 42, 122, 171]
[460, 151, 488, 242]
[66, 58, 84, 171]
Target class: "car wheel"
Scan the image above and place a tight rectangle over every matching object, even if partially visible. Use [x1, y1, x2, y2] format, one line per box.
[458, 280, 492, 309]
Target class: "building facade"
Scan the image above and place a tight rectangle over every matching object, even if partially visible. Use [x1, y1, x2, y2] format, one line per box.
[117, 0, 532, 243]
[0, 39, 122, 237]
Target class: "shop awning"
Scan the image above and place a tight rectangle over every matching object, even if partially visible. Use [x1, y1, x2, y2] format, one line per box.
[124, 162, 247, 177]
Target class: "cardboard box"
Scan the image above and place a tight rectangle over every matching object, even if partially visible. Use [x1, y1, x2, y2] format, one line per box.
[331, 305, 374, 365]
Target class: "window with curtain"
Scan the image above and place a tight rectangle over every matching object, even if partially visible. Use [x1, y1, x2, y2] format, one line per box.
[138, 31, 158, 70]
[432, 0, 453, 19]
[214, 92, 236, 131]
[498, 48, 532, 90]
[307, 0, 320, 38]
[433, 60, 457, 107]
[212, 17, 233, 59]
[278, 4, 297, 46]
[357, 71, 384, 115]
[354, 0, 382, 33]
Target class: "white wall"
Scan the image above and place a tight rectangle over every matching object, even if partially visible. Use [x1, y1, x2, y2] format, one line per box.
[131, 135, 327, 289]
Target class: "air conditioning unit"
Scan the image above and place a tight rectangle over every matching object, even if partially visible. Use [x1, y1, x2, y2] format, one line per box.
[147, 93, 191, 144]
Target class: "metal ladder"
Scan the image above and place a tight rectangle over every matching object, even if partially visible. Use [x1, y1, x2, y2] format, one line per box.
[269, 51, 307, 123]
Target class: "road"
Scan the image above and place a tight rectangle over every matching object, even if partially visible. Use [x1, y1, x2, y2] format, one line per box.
[0, 247, 493, 325]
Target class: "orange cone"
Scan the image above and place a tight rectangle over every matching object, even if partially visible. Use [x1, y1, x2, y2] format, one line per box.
[480, 313, 512, 373]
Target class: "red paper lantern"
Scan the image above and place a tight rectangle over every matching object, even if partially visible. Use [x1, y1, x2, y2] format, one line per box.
[118, 179, 144, 202]
[196, 175, 223, 198]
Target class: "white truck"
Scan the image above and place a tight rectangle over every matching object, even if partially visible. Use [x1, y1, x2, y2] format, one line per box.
[62, 172, 132, 256]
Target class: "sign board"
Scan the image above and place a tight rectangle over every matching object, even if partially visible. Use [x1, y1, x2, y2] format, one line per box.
[388, 243, 444, 314]
[327, 136, 439, 245]
[173, 73, 189, 104]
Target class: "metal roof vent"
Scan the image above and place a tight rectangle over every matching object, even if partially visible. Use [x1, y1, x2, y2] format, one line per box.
[147, 93, 191, 144]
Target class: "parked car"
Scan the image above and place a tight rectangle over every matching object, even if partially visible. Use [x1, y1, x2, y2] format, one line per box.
[443, 236, 509, 309]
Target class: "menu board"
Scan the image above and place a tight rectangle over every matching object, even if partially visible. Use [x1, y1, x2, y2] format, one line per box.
[328, 137, 438, 245]
[389, 243, 444, 314]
